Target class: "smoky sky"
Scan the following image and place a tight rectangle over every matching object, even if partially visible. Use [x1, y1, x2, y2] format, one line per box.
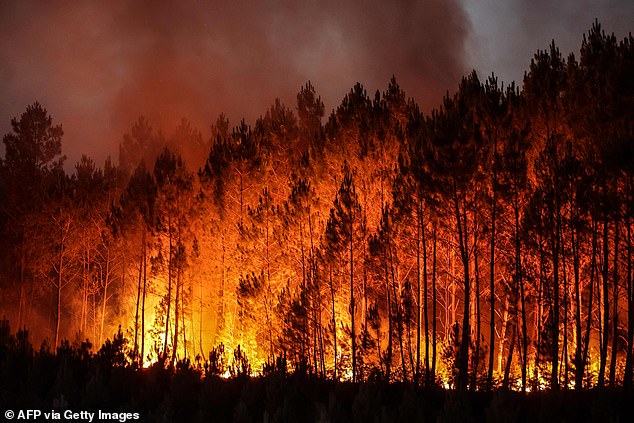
[466, 0, 634, 86]
[0, 0, 469, 166]
[0, 0, 632, 167]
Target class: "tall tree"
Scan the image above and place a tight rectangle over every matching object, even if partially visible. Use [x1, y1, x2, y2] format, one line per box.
[325, 163, 364, 381]
[239, 187, 282, 360]
[426, 72, 484, 389]
[524, 41, 567, 390]
[112, 161, 156, 363]
[153, 148, 194, 364]
[567, 23, 634, 388]
[1, 102, 65, 330]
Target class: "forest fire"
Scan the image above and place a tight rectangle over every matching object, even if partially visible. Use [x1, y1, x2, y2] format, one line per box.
[0, 23, 633, 413]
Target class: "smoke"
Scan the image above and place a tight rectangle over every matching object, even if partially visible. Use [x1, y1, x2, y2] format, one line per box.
[0, 0, 470, 166]
[465, 0, 634, 86]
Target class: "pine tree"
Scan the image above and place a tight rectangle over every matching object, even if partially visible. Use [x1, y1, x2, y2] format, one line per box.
[324, 163, 365, 381]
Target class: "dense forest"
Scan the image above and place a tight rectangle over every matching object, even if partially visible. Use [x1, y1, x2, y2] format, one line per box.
[1, 22, 633, 394]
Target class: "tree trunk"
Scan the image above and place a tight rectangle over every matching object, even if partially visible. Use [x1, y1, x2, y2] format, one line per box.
[350, 220, 356, 382]
[562, 244, 569, 388]
[582, 221, 597, 388]
[329, 266, 337, 380]
[172, 262, 181, 364]
[432, 227, 438, 383]
[472, 245, 481, 391]
[453, 185, 470, 390]
[141, 240, 147, 364]
[516, 203, 528, 393]
[488, 186, 497, 390]
[80, 248, 89, 336]
[498, 296, 509, 374]
[573, 212, 584, 390]
[55, 264, 62, 351]
[264, 210, 274, 360]
[416, 199, 422, 383]
[624, 199, 633, 389]
[199, 269, 204, 363]
[422, 201, 430, 385]
[134, 240, 143, 361]
[502, 325, 516, 390]
[385, 248, 393, 381]
[18, 249, 26, 329]
[534, 230, 545, 384]
[598, 217, 610, 387]
[609, 218, 620, 387]
[551, 207, 561, 390]
[54, 213, 68, 350]
[182, 276, 187, 360]
[163, 214, 173, 361]
[99, 248, 111, 347]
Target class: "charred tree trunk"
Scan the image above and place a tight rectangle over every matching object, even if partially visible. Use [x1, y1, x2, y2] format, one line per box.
[502, 325, 516, 390]
[53, 211, 70, 350]
[472, 245, 481, 391]
[329, 266, 337, 380]
[562, 243, 569, 389]
[134, 236, 143, 361]
[517, 202, 528, 393]
[582, 221, 597, 388]
[624, 197, 634, 389]
[99, 248, 111, 347]
[599, 217, 610, 387]
[415, 226, 421, 381]
[432, 227, 438, 383]
[422, 202, 430, 385]
[573, 211, 583, 390]
[488, 186, 497, 391]
[452, 183, 471, 390]
[551, 206, 561, 390]
[141, 241, 147, 364]
[349, 224, 356, 382]
[163, 214, 173, 362]
[385, 247, 393, 381]
[609, 218, 620, 387]
[55, 240, 63, 351]
[172, 260, 181, 364]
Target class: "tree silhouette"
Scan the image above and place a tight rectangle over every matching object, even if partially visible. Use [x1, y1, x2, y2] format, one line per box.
[325, 163, 365, 381]
[425, 72, 484, 389]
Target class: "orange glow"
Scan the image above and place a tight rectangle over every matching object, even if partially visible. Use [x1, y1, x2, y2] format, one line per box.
[2, 24, 632, 394]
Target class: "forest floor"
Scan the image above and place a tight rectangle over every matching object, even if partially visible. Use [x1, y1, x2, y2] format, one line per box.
[2, 326, 634, 422]
[2, 363, 634, 422]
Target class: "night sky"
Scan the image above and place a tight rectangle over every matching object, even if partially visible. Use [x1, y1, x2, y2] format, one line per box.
[1, 0, 632, 166]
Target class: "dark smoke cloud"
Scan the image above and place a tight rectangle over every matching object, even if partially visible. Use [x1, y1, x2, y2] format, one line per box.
[0, 0, 469, 167]
[465, 0, 634, 86]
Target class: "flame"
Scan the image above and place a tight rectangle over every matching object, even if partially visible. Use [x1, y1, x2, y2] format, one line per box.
[111, 228, 612, 391]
